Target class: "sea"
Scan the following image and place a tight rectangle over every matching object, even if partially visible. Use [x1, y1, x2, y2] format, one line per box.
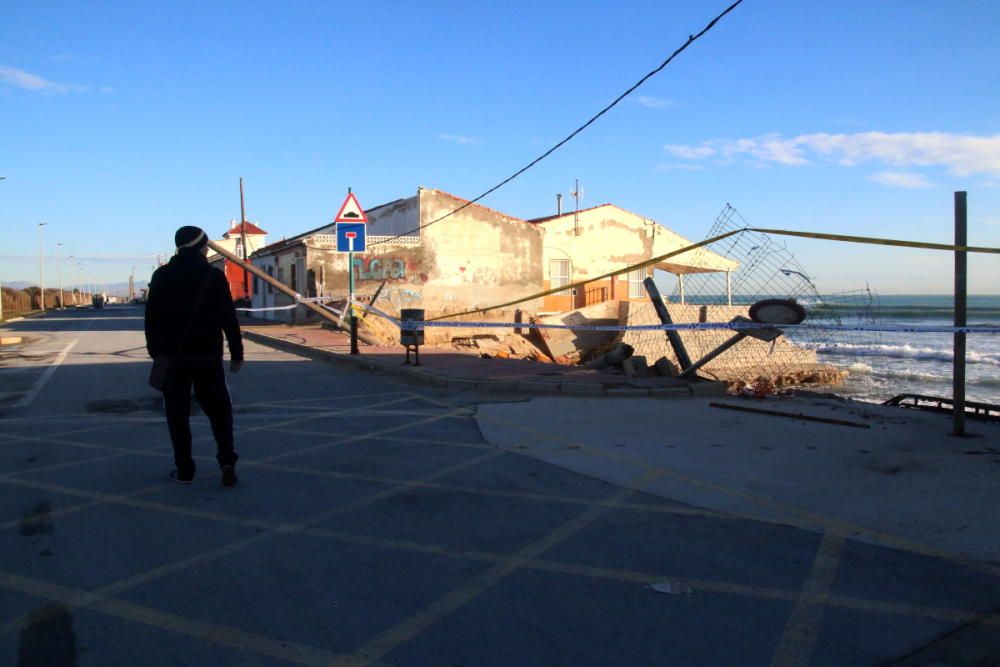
[805, 294, 1000, 406]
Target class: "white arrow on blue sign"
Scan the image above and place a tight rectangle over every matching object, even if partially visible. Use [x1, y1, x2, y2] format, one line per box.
[336, 222, 366, 253]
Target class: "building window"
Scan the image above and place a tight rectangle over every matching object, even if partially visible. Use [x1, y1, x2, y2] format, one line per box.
[628, 268, 646, 298]
[266, 265, 274, 294]
[289, 264, 297, 292]
[550, 259, 570, 295]
[277, 267, 284, 285]
[235, 241, 244, 259]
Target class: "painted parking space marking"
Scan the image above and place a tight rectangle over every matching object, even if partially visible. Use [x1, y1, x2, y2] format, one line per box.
[13, 340, 78, 408]
[770, 532, 847, 667]
[0, 570, 349, 667]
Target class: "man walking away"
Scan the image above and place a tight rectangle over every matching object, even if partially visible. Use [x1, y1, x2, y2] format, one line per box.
[145, 226, 244, 486]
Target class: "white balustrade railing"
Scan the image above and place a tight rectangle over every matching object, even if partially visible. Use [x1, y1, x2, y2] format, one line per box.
[309, 233, 420, 247]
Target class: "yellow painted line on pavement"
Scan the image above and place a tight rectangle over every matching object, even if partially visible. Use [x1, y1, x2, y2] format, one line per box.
[239, 390, 413, 408]
[264, 430, 494, 451]
[770, 532, 846, 667]
[347, 469, 664, 666]
[0, 571, 348, 666]
[259, 408, 474, 463]
[0, 449, 504, 646]
[458, 400, 1000, 579]
[1, 466, 994, 633]
[0, 420, 126, 444]
[224, 395, 418, 436]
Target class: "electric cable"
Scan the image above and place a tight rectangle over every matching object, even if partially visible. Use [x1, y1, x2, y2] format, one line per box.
[369, 0, 746, 246]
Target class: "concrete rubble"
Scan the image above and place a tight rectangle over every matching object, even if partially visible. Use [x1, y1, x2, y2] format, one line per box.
[343, 296, 848, 394]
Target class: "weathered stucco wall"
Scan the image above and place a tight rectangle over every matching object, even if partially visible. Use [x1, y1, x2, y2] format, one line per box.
[537, 205, 737, 311]
[280, 188, 544, 321]
[418, 189, 544, 315]
[541, 207, 654, 283]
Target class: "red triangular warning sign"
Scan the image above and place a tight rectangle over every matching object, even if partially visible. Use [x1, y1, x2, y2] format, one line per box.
[334, 192, 368, 223]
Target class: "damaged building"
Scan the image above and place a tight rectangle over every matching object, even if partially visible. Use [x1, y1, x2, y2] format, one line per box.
[245, 186, 841, 387]
[248, 187, 734, 322]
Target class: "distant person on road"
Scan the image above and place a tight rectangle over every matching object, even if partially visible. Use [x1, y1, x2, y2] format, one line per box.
[145, 226, 244, 487]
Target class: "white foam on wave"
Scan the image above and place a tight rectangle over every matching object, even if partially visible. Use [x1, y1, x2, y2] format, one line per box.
[808, 342, 1000, 366]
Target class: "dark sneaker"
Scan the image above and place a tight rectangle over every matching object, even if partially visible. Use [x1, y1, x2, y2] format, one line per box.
[221, 465, 238, 487]
[170, 469, 194, 484]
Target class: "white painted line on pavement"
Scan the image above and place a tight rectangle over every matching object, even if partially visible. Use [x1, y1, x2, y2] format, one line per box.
[13, 339, 78, 408]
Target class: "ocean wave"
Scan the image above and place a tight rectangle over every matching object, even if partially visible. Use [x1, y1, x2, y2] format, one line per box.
[809, 342, 1000, 366]
[872, 369, 1000, 387]
[806, 304, 1000, 321]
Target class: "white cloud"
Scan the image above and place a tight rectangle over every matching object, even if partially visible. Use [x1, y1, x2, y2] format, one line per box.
[0, 65, 88, 93]
[664, 144, 715, 160]
[633, 95, 672, 109]
[439, 133, 480, 146]
[662, 131, 1000, 177]
[868, 172, 933, 189]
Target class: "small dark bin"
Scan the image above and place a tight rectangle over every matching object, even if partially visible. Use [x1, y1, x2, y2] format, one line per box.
[400, 308, 424, 365]
[400, 309, 425, 346]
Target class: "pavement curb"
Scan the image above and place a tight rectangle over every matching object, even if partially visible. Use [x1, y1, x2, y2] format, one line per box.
[243, 329, 722, 399]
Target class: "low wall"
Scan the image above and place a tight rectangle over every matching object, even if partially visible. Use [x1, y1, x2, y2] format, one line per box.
[623, 301, 839, 387]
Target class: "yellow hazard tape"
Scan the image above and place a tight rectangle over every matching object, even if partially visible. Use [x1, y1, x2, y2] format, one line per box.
[429, 227, 999, 322]
[428, 228, 745, 321]
[750, 228, 1000, 254]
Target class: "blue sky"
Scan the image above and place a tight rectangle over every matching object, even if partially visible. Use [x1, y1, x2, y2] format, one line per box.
[1, 0, 998, 294]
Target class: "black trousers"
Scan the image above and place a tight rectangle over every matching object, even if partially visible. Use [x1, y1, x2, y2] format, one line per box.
[162, 358, 238, 474]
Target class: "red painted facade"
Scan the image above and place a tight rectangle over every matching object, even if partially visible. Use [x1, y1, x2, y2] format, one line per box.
[213, 221, 268, 303]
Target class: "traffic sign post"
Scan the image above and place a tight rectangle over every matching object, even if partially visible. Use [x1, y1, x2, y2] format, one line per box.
[335, 190, 368, 355]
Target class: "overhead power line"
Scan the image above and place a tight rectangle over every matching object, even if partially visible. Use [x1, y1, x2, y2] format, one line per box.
[370, 0, 746, 246]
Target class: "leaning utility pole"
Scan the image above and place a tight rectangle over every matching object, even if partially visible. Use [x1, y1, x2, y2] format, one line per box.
[206, 239, 377, 345]
[239, 178, 250, 301]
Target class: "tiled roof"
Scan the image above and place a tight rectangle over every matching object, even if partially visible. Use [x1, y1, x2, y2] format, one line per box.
[224, 221, 268, 237]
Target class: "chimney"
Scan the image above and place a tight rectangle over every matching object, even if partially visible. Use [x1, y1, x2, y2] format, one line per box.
[556, 194, 563, 216]
[230, 219, 237, 230]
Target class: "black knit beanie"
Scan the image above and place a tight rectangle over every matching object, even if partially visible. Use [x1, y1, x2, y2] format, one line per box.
[175, 226, 208, 251]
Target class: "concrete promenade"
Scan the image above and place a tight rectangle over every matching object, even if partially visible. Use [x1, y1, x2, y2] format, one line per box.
[0, 307, 998, 665]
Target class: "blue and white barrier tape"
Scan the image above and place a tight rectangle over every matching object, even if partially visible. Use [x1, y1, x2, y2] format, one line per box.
[236, 295, 344, 314]
[241, 297, 1000, 335]
[348, 300, 1000, 335]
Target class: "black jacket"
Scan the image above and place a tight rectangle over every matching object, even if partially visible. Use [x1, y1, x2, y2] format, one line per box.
[144, 250, 244, 362]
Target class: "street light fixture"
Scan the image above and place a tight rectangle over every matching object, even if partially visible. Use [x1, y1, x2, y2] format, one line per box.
[38, 222, 47, 310]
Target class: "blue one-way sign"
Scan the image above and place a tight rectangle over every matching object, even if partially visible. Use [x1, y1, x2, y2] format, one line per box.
[336, 222, 366, 253]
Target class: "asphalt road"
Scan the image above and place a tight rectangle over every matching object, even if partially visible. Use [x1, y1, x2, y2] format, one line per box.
[0, 306, 996, 666]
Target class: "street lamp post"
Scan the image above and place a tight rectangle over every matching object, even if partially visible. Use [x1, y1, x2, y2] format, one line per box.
[57, 242, 64, 308]
[38, 222, 47, 310]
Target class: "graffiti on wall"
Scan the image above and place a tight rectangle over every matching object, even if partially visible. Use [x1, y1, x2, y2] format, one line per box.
[378, 286, 423, 308]
[353, 257, 407, 281]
